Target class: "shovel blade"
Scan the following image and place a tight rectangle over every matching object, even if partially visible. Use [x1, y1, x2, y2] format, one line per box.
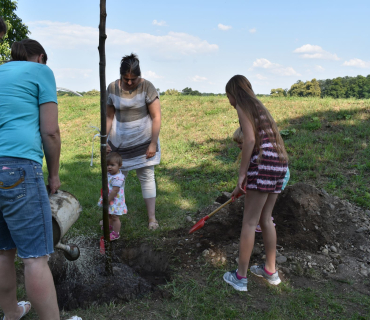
[188, 218, 206, 234]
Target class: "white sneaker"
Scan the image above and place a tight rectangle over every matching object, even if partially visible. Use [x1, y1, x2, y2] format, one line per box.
[250, 264, 281, 285]
[67, 317, 82, 320]
[223, 270, 248, 291]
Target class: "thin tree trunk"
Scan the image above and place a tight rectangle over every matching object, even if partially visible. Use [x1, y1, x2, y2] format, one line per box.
[98, 0, 112, 275]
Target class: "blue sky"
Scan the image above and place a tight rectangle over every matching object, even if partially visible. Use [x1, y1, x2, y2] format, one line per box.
[15, 0, 370, 94]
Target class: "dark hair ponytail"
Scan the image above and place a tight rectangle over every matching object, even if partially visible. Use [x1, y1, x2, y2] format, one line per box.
[0, 16, 7, 34]
[11, 39, 48, 63]
[120, 53, 141, 77]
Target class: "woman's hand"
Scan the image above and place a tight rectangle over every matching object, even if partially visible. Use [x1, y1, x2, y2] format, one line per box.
[48, 174, 61, 194]
[106, 144, 112, 154]
[146, 142, 157, 158]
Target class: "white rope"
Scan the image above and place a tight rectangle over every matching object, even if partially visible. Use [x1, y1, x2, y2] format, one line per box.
[90, 126, 107, 166]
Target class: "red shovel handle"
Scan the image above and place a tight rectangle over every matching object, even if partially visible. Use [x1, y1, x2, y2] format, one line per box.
[188, 191, 245, 234]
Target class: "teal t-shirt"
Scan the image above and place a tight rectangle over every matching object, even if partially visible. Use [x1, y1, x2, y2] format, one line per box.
[0, 61, 58, 164]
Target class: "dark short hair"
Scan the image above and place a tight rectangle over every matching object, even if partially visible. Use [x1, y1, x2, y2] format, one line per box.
[0, 16, 7, 34]
[11, 39, 48, 63]
[107, 152, 122, 167]
[120, 53, 141, 77]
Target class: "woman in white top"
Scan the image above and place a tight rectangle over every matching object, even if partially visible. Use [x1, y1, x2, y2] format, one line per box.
[106, 53, 161, 230]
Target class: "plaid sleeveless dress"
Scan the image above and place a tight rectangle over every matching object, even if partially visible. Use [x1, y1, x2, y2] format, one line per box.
[246, 119, 288, 193]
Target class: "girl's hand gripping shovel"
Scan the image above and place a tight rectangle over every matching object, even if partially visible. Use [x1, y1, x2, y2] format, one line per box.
[188, 190, 245, 234]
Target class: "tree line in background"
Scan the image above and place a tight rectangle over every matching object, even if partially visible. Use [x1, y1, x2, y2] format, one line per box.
[271, 75, 370, 99]
[59, 76, 370, 99]
[0, 0, 29, 62]
[160, 87, 224, 96]
[57, 87, 226, 97]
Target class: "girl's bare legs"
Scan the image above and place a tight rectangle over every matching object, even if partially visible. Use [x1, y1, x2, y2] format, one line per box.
[237, 190, 269, 277]
[258, 193, 279, 273]
[109, 214, 121, 234]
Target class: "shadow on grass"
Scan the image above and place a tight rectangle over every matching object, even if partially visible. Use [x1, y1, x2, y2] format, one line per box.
[275, 106, 370, 208]
[56, 151, 237, 238]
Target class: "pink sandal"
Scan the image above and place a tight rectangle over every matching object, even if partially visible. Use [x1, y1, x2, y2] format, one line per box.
[110, 231, 120, 241]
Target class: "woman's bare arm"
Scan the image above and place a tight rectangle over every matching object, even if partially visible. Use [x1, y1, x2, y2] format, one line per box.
[106, 104, 115, 153]
[146, 98, 161, 158]
[39, 102, 61, 194]
[231, 105, 255, 198]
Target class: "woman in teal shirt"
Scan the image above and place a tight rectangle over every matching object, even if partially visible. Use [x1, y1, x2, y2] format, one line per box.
[0, 39, 72, 320]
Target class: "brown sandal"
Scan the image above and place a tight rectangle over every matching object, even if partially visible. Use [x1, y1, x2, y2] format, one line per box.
[148, 220, 159, 230]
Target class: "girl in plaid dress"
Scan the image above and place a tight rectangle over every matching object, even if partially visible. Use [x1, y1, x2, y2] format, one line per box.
[223, 75, 288, 292]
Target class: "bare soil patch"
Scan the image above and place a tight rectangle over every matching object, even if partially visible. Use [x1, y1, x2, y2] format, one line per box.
[48, 183, 370, 311]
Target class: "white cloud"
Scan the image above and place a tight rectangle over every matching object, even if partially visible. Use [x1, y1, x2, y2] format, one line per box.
[218, 23, 232, 31]
[342, 58, 370, 68]
[29, 21, 218, 56]
[252, 58, 280, 69]
[191, 75, 207, 82]
[54, 68, 93, 79]
[293, 44, 340, 60]
[249, 28, 256, 33]
[300, 53, 340, 60]
[293, 44, 322, 53]
[142, 71, 163, 79]
[152, 20, 167, 26]
[256, 74, 267, 80]
[271, 67, 300, 76]
[315, 65, 325, 72]
[251, 58, 300, 76]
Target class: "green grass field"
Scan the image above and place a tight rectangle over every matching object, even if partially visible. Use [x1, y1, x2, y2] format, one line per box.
[57, 95, 370, 241]
[5, 95, 370, 319]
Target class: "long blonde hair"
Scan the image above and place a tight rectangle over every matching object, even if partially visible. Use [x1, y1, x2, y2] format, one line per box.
[226, 75, 288, 163]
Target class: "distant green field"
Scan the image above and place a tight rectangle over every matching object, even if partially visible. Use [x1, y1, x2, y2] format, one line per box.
[53, 95, 370, 240]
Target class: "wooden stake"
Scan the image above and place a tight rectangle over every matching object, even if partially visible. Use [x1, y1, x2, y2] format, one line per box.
[98, 0, 112, 275]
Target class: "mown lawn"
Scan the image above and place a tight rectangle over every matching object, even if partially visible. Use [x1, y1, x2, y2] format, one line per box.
[57, 95, 370, 241]
[4, 95, 370, 319]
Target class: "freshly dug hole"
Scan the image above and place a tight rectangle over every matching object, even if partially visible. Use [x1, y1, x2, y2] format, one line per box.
[49, 237, 170, 310]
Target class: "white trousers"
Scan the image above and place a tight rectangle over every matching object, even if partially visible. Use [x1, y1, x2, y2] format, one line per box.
[121, 166, 156, 199]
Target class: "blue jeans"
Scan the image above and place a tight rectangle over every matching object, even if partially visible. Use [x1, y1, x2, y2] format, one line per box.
[0, 157, 54, 258]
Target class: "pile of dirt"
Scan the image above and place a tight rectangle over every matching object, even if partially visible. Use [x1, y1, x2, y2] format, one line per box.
[274, 183, 370, 252]
[184, 182, 370, 283]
